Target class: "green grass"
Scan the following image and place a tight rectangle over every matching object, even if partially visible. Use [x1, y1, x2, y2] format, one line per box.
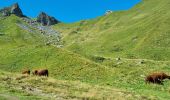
[1, 0, 170, 99]
[54, 0, 170, 61]
[0, 70, 146, 100]
[0, 44, 115, 84]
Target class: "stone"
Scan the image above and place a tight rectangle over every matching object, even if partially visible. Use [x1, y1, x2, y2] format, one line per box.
[138, 60, 145, 64]
[37, 12, 60, 26]
[116, 57, 121, 61]
[10, 3, 23, 17]
[105, 10, 113, 15]
[0, 7, 11, 16]
[0, 3, 24, 17]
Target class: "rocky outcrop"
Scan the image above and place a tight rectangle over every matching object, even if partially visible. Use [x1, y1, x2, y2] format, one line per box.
[0, 3, 24, 17]
[0, 3, 60, 25]
[105, 10, 113, 15]
[10, 3, 23, 17]
[0, 7, 11, 16]
[37, 12, 60, 26]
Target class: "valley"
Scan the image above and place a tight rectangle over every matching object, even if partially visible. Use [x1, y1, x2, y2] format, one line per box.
[1, 0, 170, 99]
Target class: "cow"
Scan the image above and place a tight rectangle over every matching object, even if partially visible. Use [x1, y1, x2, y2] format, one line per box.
[33, 69, 48, 77]
[22, 69, 30, 75]
[145, 72, 170, 85]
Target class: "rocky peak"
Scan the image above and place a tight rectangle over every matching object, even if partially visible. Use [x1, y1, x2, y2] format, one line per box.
[37, 12, 60, 26]
[0, 3, 24, 17]
[10, 3, 23, 17]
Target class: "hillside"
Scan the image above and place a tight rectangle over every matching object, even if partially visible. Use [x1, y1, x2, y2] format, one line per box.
[54, 0, 170, 61]
[0, 15, 115, 84]
[0, 71, 147, 100]
[1, 0, 170, 99]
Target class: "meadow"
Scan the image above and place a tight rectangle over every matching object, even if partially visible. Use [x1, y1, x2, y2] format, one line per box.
[1, 0, 170, 99]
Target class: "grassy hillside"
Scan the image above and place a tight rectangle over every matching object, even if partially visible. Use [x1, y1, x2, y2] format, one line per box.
[0, 15, 45, 45]
[0, 15, 115, 84]
[1, 0, 170, 99]
[0, 71, 147, 100]
[54, 0, 170, 61]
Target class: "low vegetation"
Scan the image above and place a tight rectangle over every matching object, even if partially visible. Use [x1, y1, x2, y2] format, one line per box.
[0, 71, 145, 100]
[1, 0, 170, 99]
[54, 0, 170, 61]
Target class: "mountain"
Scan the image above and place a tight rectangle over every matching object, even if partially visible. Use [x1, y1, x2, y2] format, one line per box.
[1, 1, 170, 99]
[0, 3, 60, 26]
[54, 0, 170, 61]
[0, 5, 116, 96]
[37, 12, 60, 26]
[0, 3, 24, 17]
[0, 14, 110, 83]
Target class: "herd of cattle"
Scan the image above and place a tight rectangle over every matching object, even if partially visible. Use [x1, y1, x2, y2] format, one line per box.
[22, 69, 170, 85]
[22, 69, 48, 77]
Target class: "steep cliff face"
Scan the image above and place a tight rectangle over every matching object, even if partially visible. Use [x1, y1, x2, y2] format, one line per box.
[37, 12, 60, 26]
[0, 3, 24, 17]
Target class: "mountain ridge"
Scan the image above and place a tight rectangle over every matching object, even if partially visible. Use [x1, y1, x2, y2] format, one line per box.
[1, 0, 170, 99]
[54, 0, 170, 61]
[0, 3, 60, 26]
[0, 3, 24, 17]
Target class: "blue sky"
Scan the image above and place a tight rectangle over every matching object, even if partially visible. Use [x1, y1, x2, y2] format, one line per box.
[0, 0, 141, 23]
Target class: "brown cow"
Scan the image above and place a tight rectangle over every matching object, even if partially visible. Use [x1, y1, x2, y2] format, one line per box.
[33, 69, 48, 77]
[145, 72, 170, 85]
[22, 69, 30, 75]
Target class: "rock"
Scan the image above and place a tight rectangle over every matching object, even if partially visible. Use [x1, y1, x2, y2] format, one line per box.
[93, 56, 106, 62]
[0, 3, 24, 17]
[57, 45, 63, 48]
[10, 3, 23, 17]
[117, 62, 123, 65]
[138, 60, 145, 64]
[140, 75, 145, 78]
[105, 10, 113, 15]
[0, 7, 11, 16]
[116, 57, 121, 61]
[37, 12, 60, 26]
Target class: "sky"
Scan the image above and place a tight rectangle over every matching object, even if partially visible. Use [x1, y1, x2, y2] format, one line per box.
[0, 0, 141, 23]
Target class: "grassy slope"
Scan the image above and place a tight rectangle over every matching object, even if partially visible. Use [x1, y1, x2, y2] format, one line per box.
[54, 0, 170, 61]
[0, 16, 153, 99]
[0, 15, 114, 84]
[1, 1, 170, 99]
[0, 71, 145, 100]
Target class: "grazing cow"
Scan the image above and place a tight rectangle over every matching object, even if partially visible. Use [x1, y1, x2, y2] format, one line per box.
[33, 69, 48, 77]
[145, 72, 170, 85]
[22, 70, 30, 75]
